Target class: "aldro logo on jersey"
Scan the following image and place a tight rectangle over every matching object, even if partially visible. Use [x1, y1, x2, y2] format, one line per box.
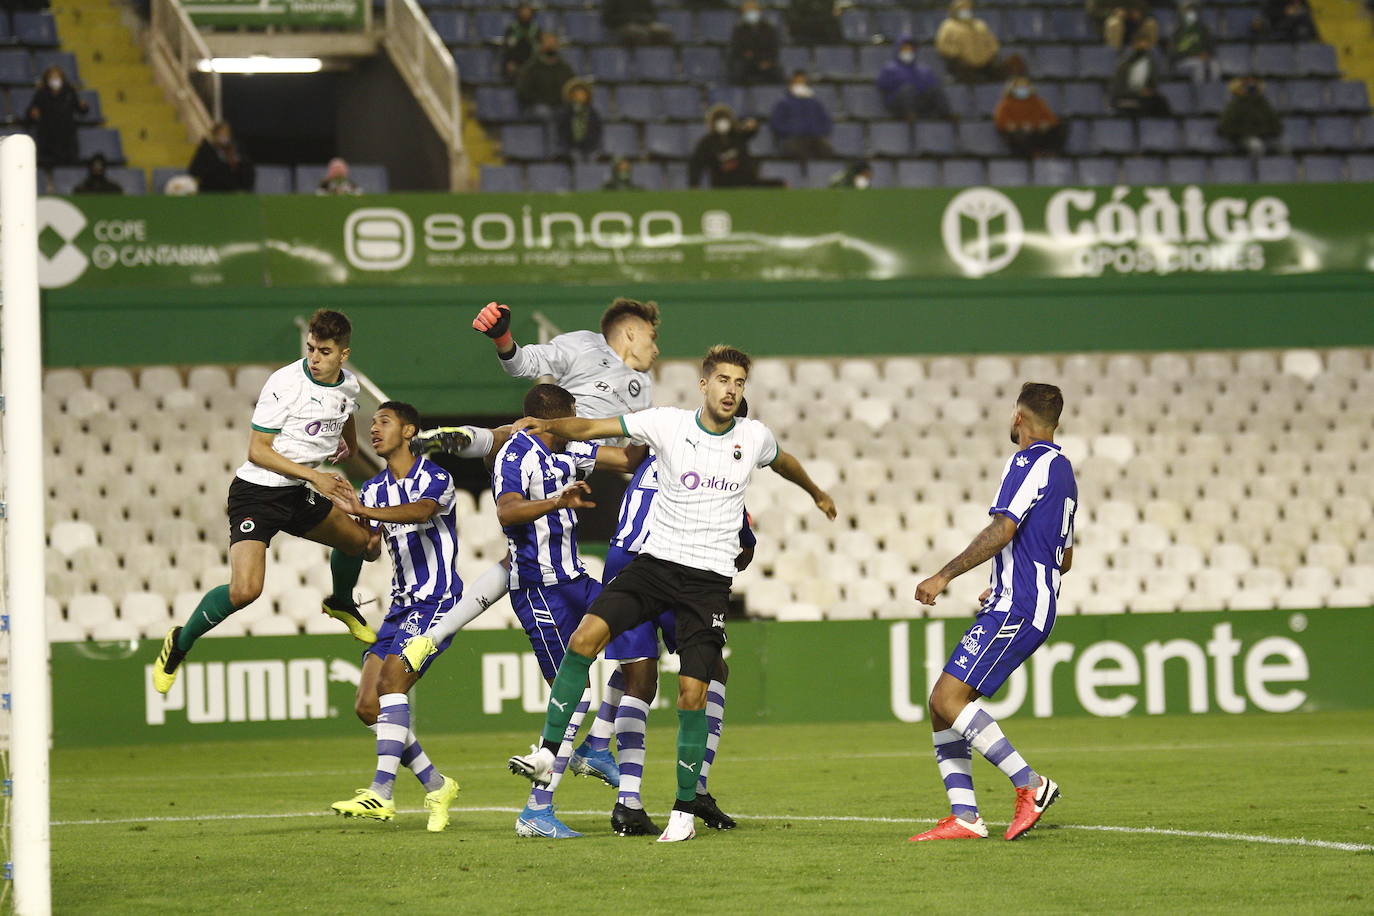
[679, 471, 741, 492]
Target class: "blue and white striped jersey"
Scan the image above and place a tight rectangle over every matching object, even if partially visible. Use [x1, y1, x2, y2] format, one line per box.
[984, 440, 1077, 631]
[612, 452, 757, 556]
[360, 456, 462, 607]
[494, 430, 600, 589]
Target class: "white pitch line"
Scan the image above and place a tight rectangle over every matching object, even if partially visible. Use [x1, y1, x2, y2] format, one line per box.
[50, 807, 1374, 852]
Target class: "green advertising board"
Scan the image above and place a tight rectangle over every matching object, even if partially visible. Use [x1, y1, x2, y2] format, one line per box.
[180, 0, 365, 29]
[36, 183, 1374, 292]
[51, 607, 1374, 747]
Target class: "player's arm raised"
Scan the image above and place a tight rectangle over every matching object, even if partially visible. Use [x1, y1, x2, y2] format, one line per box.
[496, 482, 596, 526]
[247, 428, 354, 502]
[769, 448, 837, 520]
[511, 415, 626, 443]
[915, 514, 1017, 605]
[592, 443, 650, 474]
[473, 302, 574, 381]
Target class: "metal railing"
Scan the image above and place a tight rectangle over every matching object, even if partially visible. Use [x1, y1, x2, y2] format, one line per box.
[383, 0, 467, 190]
[148, 0, 220, 142]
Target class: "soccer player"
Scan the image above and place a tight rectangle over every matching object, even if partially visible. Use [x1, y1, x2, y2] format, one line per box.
[909, 382, 1077, 842]
[152, 309, 377, 695]
[490, 384, 648, 838]
[506, 346, 836, 843]
[327, 402, 461, 831]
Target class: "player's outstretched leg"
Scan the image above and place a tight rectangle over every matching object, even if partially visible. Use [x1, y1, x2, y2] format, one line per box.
[508, 649, 595, 785]
[321, 548, 376, 643]
[156, 540, 267, 694]
[692, 674, 735, 830]
[571, 667, 624, 788]
[909, 728, 987, 841]
[405, 562, 511, 671]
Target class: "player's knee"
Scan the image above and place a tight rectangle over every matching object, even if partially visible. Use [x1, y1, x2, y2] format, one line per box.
[570, 616, 611, 657]
[677, 677, 708, 711]
[355, 695, 379, 725]
[228, 581, 262, 608]
[623, 662, 657, 702]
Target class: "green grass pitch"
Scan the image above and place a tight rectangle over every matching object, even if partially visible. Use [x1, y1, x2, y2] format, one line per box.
[54, 710, 1373, 914]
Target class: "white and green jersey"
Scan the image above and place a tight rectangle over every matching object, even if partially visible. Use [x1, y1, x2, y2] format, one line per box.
[235, 358, 359, 488]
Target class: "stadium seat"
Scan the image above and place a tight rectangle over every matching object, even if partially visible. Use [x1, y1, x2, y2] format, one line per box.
[1256, 156, 1298, 183]
[475, 87, 520, 123]
[1059, 82, 1106, 117]
[698, 9, 735, 43]
[1076, 157, 1118, 185]
[13, 12, 57, 47]
[1077, 46, 1116, 80]
[562, 11, 602, 44]
[1296, 42, 1339, 77]
[1121, 157, 1165, 184]
[480, 165, 524, 192]
[1330, 81, 1370, 113]
[682, 47, 724, 82]
[1182, 117, 1228, 154]
[454, 48, 498, 84]
[525, 162, 571, 192]
[956, 121, 1002, 157]
[986, 158, 1029, 186]
[590, 47, 632, 83]
[1137, 117, 1180, 154]
[500, 124, 546, 161]
[428, 10, 468, 44]
[759, 159, 803, 187]
[896, 159, 939, 187]
[1034, 45, 1075, 80]
[1166, 156, 1209, 184]
[940, 158, 985, 187]
[77, 128, 124, 164]
[1031, 157, 1074, 186]
[615, 85, 659, 121]
[871, 120, 913, 156]
[601, 123, 640, 159]
[633, 47, 677, 82]
[814, 46, 856, 79]
[661, 85, 702, 121]
[841, 85, 888, 120]
[1211, 156, 1255, 183]
[254, 165, 293, 194]
[644, 123, 688, 159]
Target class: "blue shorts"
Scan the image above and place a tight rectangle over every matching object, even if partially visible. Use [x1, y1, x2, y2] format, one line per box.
[943, 609, 1049, 697]
[510, 575, 603, 680]
[365, 594, 461, 677]
[602, 545, 676, 661]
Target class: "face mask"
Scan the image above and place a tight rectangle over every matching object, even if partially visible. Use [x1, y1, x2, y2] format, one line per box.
[1183, 11, 1198, 23]
[47, 77, 62, 91]
[714, 118, 732, 134]
[853, 174, 870, 189]
[790, 84, 813, 98]
[743, 9, 760, 23]
[957, 9, 973, 20]
[1012, 86, 1032, 99]
[899, 50, 916, 63]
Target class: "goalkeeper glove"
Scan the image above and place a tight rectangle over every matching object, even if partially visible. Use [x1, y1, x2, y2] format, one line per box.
[473, 302, 513, 350]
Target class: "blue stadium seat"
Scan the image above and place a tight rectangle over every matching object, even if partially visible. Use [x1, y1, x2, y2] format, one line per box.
[1157, 82, 1195, 116]
[480, 165, 524, 192]
[1280, 79, 1324, 113]
[1166, 156, 1208, 184]
[526, 162, 572, 192]
[1093, 118, 1136, 155]
[615, 85, 660, 121]
[814, 45, 856, 78]
[472, 11, 508, 42]
[475, 87, 520, 123]
[151, 167, 185, 194]
[662, 85, 701, 121]
[682, 46, 723, 82]
[1034, 45, 1075, 79]
[871, 120, 913, 155]
[1215, 44, 1250, 78]
[573, 162, 604, 191]
[560, 47, 586, 74]
[1006, 9, 1045, 41]
[1299, 154, 1342, 182]
[292, 164, 326, 192]
[1183, 117, 1228, 153]
[644, 123, 688, 158]
[1211, 156, 1255, 183]
[634, 46, 676, 82]
[747, 85, 780, 117]
[562, 12, 602, 45]
[1031, 157, 1074, 186]
[1346, 154, 1374, 181]
[987, 158, 1030, 186]
[873, 11, 916, 41]
[1330, 81, 1370, 113]
[798, 159, 838, 188]
[77, 90, 102, 124]
[1220, 7, 1254, 38]
[429, 11, 469, 45]
[707, 86, 748, 114]
[841, 84, 887, 120]
[1076, 157, 1119, 185]
[110, 167, 148, 195]
[500, 123, 547, 160]
[813, 83, 842, 114]
[751, 128, 776, 157]
[1256, 156, 1297, 183]
[1048, 10, 1092, 42]
[911, 120, 954, 156]
[602, 123, 640, 158]
[77, 127, 123, 164]
[1252, 43, 1299, 78]
[661, 161, 689, 190]
[33, 50, 77, 83]
[829, 122, 865, 158]
[0, 15, 10, 45]
[349, 164, 389, 193]
[956, 120, 1002, 156]
[631, 161, 665, 190]
[1312, 115, 1356, 150]
[13, 12, 57, 47]
[51, 166, 85, 194]
[840, 10, 870, 43]
[858, 45, 890, 77]
[1077, 46, 1117, 80]
[1296, 42, 1339, 78]
[779, 47, 812, 74]
[1137, 117, 1180, 153]
[0, 49, 33, 86]
[1283, 115, 1313, 150]
[759, 158, 803, 187]
[590, 47, 632, 82]
[1194, 81, 1230, 115]
[971, 83, 1004, 114]
[940, 158, 986, 187]
[1060, 82, 1106, 117]
[896, 159, 939, 187]
[867, 159, 896, 189]
[1121, 156, 1165, 184]
[255, 165, 293, 194]
[454, 48, 498, 84]
[698, 10, 737, 43]
[660, 9, 692, 41]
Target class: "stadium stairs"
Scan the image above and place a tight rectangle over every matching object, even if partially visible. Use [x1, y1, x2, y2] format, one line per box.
[1311, 0, 1374, 98]
[51, 0, 195, 173]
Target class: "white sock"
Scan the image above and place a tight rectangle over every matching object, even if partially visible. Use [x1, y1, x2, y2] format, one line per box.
[527, 690, 590, 810]
[697, 678, 726, 793]
[614, 696, 651, 810]
[368, 693, 409, 800]
[952, 700, 1035, 788]
[425, 562, 509, 643]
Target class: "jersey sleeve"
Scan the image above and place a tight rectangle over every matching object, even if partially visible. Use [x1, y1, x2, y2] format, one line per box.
[565, 440, 601, 480]
[417, 465, 458, 512]
[249, 371, 294, 433]
[620, 407, 672, 450]
[494, 440, 532, 500]
[754, 422, 780, 469]
[359, 476, 384, 510]
[989, 451, 1055, 525]
[500, 333, 576, 381]
[739, 510, 757, 549]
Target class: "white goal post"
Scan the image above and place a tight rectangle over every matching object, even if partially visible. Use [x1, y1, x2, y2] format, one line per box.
[1, 134, 53, 916]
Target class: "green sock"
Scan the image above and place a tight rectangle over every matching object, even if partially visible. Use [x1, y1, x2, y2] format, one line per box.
[540, 651, 595, 746]
[675, 707, 709, 803]
[175, 585, 234, 652]
[329, 549, 364, 605]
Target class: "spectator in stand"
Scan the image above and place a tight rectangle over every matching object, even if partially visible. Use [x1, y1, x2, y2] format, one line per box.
[1218, 76, 1282, 156]
[517, 33, 576, 149]
[877, 36, 954, 121]
[770, 70, 834, 160]
[785, 0, 843, 45]
[554, 78, 603, 163]
[72, 153, 122, 194]
[1104, 3, 1158, 51]
[602, 0, 674, 46]
[1109, 36, 1170, 115]
[1170, 2, 1220, 84]
[501, 4, 542, 82]
[1086, 0, 1116, 35]
[602, 157, 641, 190]
[728, 0, 782, 85]
[317, 158, 361, 195]
[828, 159, 873, 189]
[26, 66, 87, 170]
[689, 103, 783, 188]
[935, 0, 1003, 83]
[1256, 0, 1316, 41]
[994, 76, 1066, 157]
[188, 120, 254, 192]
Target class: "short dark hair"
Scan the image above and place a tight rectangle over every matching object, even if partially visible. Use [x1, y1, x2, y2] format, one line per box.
[702, 345, 752, 379]
[1018, 382, 1064, 427]
[600, 298, 660, 338]
[378, 400, 421, 434]
[524, 383, 576, 419]
[308, 309, 352, 348]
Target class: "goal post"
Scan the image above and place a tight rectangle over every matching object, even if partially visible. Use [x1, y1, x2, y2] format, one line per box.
[1, 134, 53, 916]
